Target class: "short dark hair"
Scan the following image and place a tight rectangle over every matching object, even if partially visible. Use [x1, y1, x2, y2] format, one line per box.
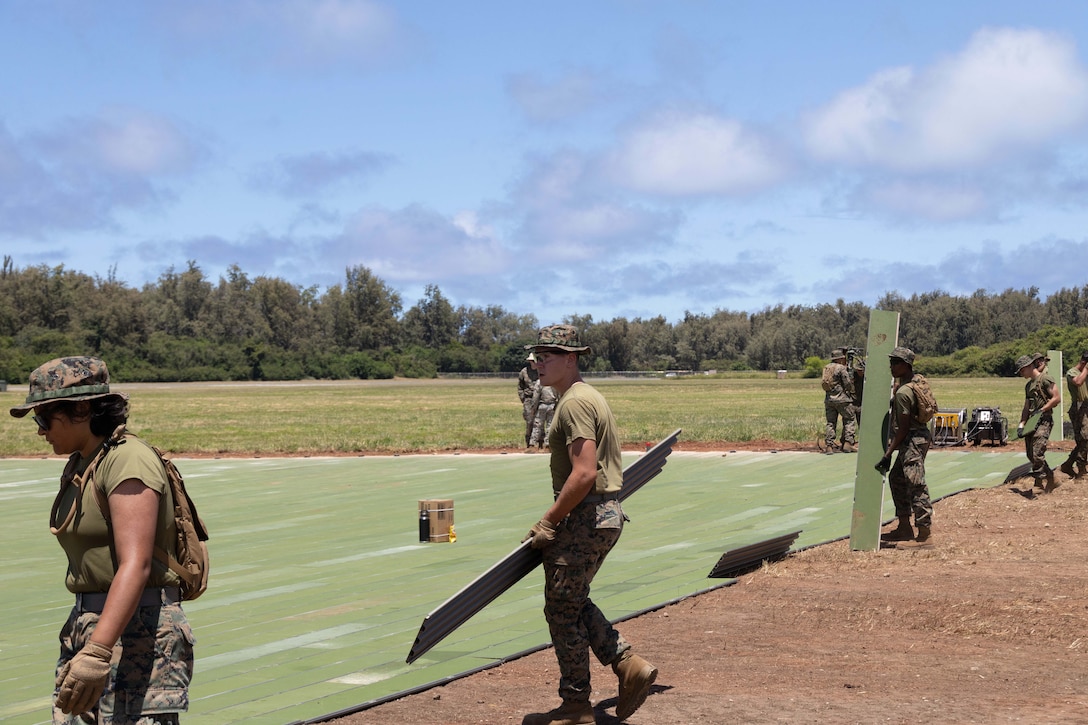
[39, 397, 128, 437]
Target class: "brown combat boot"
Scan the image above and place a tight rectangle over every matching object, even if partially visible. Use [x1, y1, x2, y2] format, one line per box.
[842, 442, 857, 453]
[521, 700, 595, 725]
[612, 651, 657, 721]
[899, 525, 933, 549]
[1059, 459, 1077, 478]
[880, 516, 913, 542]
[1044, 467, 1059, 493]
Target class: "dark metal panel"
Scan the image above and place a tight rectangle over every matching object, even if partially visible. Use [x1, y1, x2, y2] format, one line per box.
[707, 530, 801, 579]
[406, 428, 682, 664]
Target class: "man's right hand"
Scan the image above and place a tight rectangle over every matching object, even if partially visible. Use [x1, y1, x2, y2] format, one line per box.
[522, 519, 557, 549]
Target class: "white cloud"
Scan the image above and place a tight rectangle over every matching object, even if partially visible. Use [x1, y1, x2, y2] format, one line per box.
[506, 150, 681, 258]
[506, 69, 606, 124]
[158, 0, 413, 71]
[605, 110, 792, 196]
[249, 149, 395, 197]
[860, 179, 992, 222]
[336, 204, 512, 283]
[803, 27, 1088, 172]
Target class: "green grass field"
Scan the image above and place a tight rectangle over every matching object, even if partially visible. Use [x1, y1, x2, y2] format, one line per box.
[0, 374, 1032, 456]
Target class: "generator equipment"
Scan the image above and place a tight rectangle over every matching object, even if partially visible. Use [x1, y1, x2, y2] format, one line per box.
[965, 406, 1009, 446]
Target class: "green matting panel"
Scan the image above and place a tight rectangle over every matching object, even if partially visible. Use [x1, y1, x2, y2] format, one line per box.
[850, 308, 899, 550]
[0, 448, 1030, 724]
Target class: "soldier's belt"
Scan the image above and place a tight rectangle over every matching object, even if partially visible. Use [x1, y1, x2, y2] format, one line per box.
[74, 586, 181, 613]
[581, 491, 620, 503]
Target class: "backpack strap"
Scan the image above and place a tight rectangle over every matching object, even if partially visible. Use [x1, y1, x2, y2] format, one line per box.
[89, 432, 200, 592]
[49, 424, 128, 536]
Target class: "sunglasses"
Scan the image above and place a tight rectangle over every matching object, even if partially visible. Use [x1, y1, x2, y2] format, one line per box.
[33, 412, 56, 432]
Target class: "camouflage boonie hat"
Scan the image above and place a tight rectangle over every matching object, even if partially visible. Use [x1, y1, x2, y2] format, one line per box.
[888, 346, 915, 365]
[830, 348, 846, 360]
[9, 356, 128, 418]
[1014, 354, 1036, 373]
[527, 324, 591, 355]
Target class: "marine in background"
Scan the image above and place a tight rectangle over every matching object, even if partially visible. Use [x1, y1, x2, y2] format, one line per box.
[821, 348, 857, 453]
[1060, 351, 1088, 478]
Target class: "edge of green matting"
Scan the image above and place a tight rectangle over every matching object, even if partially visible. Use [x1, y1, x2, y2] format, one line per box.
[1, 447, 1030, 724]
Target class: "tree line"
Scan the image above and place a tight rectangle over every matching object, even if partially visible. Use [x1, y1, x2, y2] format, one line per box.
[3, 255, 1088, 383]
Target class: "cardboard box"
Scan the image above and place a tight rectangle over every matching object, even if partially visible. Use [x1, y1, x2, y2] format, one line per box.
[418, 499, 455, 543]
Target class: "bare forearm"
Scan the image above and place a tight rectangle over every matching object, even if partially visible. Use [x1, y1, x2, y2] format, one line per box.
[89, 561, 151, 647]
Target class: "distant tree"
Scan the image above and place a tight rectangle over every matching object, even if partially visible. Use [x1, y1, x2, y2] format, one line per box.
[403, 284, 458, 348]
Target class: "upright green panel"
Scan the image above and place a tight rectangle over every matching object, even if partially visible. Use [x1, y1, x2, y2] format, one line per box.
[850, 309, 900, 550]
[1051, 349, 1064, 442]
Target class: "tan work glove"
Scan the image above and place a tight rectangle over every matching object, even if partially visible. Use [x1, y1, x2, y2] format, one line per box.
[55, 640, 113, 715]
[522, 518, 557, 549]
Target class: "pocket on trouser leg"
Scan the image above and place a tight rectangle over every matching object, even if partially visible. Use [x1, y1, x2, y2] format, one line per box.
[113, 605, 194, 717]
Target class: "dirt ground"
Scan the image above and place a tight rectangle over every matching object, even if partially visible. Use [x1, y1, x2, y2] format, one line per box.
[330, 444, 1088, 725]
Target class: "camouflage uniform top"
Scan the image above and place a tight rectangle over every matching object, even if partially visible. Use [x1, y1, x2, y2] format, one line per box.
[518, 366, 535, 402]
[823, 362, 854, 404]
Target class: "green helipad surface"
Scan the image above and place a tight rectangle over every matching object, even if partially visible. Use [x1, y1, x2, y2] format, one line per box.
[0, 447, 1032, 723]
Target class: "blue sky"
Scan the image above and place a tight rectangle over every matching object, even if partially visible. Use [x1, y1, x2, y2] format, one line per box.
[5, 2, 1088, 324]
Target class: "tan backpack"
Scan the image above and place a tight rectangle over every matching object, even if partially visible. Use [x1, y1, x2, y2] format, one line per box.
[51, 425, 210, 600]
[905, 374, 939, 424]
[821, 364, 837, 392]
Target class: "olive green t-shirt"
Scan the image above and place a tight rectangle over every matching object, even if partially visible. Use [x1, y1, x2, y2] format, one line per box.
[55, 436, 179, 593]
[1067, 367, 1088, 405]
[548, 382, 623, 495]
[891, 380, 928, 434]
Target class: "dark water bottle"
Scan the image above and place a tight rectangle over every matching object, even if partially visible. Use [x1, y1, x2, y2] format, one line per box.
[419, 507, 429, 542]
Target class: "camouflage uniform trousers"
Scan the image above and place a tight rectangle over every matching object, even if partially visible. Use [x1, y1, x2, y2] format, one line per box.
[522, 398, 535, 445]
[54, 601, 194, 725]
[1068, 403, 1088, 468]
[888, 430, 933, 528]
[1025, 415, 1054, 483]
[825, 399, 856, 447]
[542, 498, 629, 704]
[530, 403, 555, 447]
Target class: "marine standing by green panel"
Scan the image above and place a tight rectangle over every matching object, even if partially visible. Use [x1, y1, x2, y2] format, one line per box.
[1016, 352, 1062, 493]
[822, 348, 857, 453]
[876, 347, 935, 548]
[521, 324, 657, 725]
[1061, 351, 1088, 478]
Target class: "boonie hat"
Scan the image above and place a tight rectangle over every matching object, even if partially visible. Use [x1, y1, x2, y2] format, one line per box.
[830, 348, 846, 359]
[1014, 354, 1036, 373]
[528, 324, 591, 355]
[888, 346, 915, 365]
[9, 356, 128, 418]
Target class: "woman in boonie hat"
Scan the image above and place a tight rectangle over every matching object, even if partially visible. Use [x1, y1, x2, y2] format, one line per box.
[11, 356, 195, 722]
